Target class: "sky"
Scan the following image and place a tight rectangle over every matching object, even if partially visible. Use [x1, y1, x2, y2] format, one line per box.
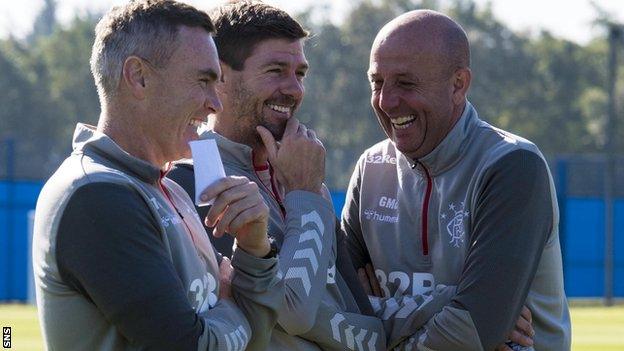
[1, 0, 623, 45]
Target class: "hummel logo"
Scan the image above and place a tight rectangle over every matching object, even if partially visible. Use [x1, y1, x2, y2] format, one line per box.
[364, 209, 399, 223]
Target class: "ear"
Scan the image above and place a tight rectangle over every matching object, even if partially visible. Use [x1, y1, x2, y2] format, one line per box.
[451, 67, 472, 105]
[122, 56, 148, 100]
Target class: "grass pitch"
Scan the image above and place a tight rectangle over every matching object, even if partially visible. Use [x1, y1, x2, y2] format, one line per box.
[1, 302, 623, 350]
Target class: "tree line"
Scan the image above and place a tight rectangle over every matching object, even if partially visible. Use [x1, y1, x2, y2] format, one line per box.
[1, 0, 622, 190]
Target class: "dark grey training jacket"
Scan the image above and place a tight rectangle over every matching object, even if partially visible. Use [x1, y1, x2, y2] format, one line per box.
[343, 102, 571, 350]
[33, 124, 283, 351]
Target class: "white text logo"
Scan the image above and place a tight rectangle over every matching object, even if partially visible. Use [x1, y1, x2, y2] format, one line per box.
[378, 196, 398, 210]
[189, 272, 217, 313]
[364, 209, 399, 223]
[365, 154, 397, 164]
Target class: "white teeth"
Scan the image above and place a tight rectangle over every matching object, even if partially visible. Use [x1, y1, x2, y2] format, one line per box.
[391, 115, 416, 129]
[189, 119, 203, 128]
[267, 104, 290, 114]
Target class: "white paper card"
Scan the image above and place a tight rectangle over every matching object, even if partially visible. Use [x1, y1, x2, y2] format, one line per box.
[189, 139, 226, 206]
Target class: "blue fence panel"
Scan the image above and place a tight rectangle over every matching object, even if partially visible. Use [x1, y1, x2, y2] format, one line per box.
[0, 180, 43, 301]
[561, 197, 624, 297]
[330, 190, 346, 217]
[614, 200, 624, 297]
[563, 198, 604, 296]
[0, 182, 9, 299]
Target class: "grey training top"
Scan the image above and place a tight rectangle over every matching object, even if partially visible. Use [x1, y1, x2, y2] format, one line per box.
[342, 102, 571, 350]
[168, 131, 385, 351]
[33, 124, 283, 351]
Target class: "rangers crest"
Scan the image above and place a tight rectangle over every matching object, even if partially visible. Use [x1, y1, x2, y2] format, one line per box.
[440, 202, 469, 247]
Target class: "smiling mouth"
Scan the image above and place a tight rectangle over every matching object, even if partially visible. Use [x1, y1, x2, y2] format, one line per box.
[188, 118, 207, 133]
[266, 103, 291, 115]
[390, 115, 417, 130]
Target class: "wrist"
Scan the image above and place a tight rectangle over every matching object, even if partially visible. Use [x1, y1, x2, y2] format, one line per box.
[236, 237, 271, 258]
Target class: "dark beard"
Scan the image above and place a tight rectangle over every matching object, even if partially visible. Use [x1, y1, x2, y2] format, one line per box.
[231, 79, 292, 146]
[260, 118, 287, 140]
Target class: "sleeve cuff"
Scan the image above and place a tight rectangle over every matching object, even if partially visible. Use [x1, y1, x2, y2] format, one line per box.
[231, 245, 278, 276]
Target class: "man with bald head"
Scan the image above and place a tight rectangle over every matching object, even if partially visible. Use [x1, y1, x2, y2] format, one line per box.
[342, 10, 571, 351]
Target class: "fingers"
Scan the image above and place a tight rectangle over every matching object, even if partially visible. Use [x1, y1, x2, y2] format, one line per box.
[219, 257, 233, 280]
[520, 305, 532, 324]
[256, 126, 278, 161]
[508, 329, 534, 347]
[203, 177, 265, 233]
[212, 192, 261, 237]
[283, 116, 300, 137]
[200, 176, 248, 206]
[297, 122, 308, 136]
[358, 268, 373, 295]
[218, 257, 233, 299]
[515, 313, 534, 339]
[224, 202, 269, 235]
[365, 263, 383, 297]
[205, 179, 257, 227]
[306, 128, 324, 147]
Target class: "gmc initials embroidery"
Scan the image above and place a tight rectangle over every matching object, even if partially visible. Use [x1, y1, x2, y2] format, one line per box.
[441, 202, 469, 247]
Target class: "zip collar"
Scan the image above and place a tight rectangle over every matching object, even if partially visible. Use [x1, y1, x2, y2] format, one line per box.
[401, 101, 480, 176]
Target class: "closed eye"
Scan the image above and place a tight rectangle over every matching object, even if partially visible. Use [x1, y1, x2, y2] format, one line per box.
[370, 80, 382, 91]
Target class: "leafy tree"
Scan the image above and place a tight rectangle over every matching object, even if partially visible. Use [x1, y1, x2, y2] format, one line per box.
[0, 11, 99, 179]
[28, 0, 57, 43]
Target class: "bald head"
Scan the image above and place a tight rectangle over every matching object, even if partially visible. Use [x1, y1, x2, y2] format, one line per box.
[368, 10, 472, 160]
[373, 10, 470, 75]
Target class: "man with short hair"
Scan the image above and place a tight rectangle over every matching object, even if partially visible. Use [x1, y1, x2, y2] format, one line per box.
[33, 1, 282, 350]
[167, 2, 385, 350]
[343, 9, 571, 351]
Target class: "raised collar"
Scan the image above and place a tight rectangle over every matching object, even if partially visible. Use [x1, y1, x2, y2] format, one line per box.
[399, 101, 480, 176]
[72, 123, 161, 184]
[199, 130, 256, 171]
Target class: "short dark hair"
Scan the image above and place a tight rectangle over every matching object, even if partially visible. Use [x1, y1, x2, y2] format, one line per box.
[91, 0, 215, 101]
[210, 1, 308, 70]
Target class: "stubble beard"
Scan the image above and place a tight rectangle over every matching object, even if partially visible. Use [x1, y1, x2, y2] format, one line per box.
[231, 81, 287, 148]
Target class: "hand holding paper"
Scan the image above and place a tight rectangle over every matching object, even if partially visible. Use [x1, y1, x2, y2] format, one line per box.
[190, 139, 226, 206]
[191, 139, 270, 257]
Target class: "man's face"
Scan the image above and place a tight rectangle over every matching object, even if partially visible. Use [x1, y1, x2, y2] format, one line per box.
[219, 38, 308, 147]
[145, 26, 222, 163]
[368, 33, 457, 160]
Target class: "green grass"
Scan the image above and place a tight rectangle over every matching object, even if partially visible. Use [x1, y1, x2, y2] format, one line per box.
[1, 303, 623, 350]
[0, 304, 43, 351]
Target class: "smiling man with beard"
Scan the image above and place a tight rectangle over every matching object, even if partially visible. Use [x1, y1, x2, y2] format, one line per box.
[167, 2, 386, 350]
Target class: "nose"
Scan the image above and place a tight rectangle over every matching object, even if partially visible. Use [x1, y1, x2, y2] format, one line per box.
[280, 73, 304, 102]
[205, 89, 223, 114]
[378, 84, 399, 115]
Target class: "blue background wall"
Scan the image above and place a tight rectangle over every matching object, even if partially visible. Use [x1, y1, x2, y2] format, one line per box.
[0, 180, 43, 301]
[1, 181, 622, 301]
